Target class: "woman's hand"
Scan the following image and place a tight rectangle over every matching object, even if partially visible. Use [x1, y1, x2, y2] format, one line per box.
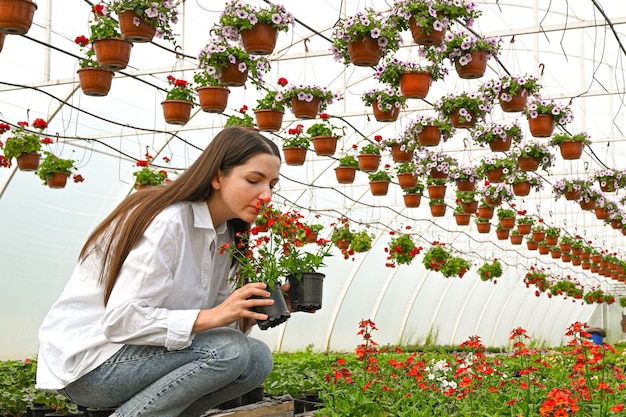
[192, 282, 273, 333]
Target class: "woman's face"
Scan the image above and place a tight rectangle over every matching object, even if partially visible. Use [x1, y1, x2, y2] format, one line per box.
[209, 152, 281, 224]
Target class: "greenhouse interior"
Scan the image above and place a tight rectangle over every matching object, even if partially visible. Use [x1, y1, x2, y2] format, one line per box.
[1, 0, 626, 367]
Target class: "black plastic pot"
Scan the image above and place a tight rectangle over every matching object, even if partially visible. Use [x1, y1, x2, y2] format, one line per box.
[252, 281, 291, 330]
[87, 407, 117, 417]
[288, 272, 325, 312]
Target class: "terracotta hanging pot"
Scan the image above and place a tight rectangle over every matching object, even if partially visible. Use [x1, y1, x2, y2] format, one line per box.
[455, 213, 471, 226]
[240, 23, 278, 55]
[217, 61, 248, 87]
[77, 67, 114, 97]
[430, 168, 448, 180]
[118, 10, 156, 43]
[311, 136, 338, 156]
[429, 203, 447, 217]
[254, 109, 283, 132]
[532, 231, 545, 242]
[397, 173, 417, 189]
[161, 100, 193, 125]
[550, 249, 562, 259]
[93, 38, 133, 71]
[0, 0, 37, 35]
[369, 180, 390, 196]
[15, 151, 40, 171]
[599, 178, 617, 192]
[510, 234, 523, 245]
[417, 125, 441, 146]
[347, 35, 382, 67]
[563, 189, 582, 201]
[334, 166, 356, 184]
[538, 245, 550, 255]
[46, 172, 69, 189]
[486, 167, 504, 183]
[455, 50, 487, 79]
[496, 229, 510, 240]
[390, 145, 413, 162]
[426, 184, 446, 199]
[558, 141, 584, 160]
[456, 179, 475, 192]
[476, 222, 491, 233]
[517, 224, 531, 235]
[357, 153, 381, 172]
[513, 181, 531, 196]
[488, 136, 513, 152]
[290, 97, 320, 119]
[527, 240, 538, 250]
[461, 201, 478, 214]
[500, 217, 515, 230]
[595, 206, 609, 220]
[527, 114, 555, 138]
[477, 206, 494, 219]
[335, 239, 350, 250]
[399, 72, 431, 99]
[409, 15, 445, 46]
[282, 147, 307, 166]
[403, 193, 421, 208]
[545, 236, 558, 246]
[197, 86, 229, 113]
[372, 101, 400, 122]
[517, 156, 539, 171]
[450, 109, 476, 129]
[484, 196, 502, 206]
[499, 89, 528, 112]
[559, 243, 572, 252]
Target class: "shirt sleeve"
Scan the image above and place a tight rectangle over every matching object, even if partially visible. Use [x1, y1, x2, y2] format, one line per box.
[101, 213, 198, 350]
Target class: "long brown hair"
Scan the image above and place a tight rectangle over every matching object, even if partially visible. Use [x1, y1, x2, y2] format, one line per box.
[79, 127, 281, 305]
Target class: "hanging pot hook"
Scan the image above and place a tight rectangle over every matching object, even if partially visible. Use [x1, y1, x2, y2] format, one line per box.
[539, 63, 545, 76]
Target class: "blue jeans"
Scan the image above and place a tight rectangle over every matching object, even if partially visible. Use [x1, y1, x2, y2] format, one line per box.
[59, 328, 273, 417]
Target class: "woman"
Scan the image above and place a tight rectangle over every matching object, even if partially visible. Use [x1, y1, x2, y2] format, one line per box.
[36, 127, 283, 417]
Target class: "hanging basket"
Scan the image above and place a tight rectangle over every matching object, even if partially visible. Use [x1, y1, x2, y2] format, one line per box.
[599, 178, 617, 192]
[564, 189, 582, 201]
[93, 38, 133, 71]
[517, 156, 539, 171]
[240, 23, 278, 55]
[372, 101, 399, 122]
[403, 193, 421, 208]
[0, 0, 37, 35]
[15, 151, 40, 171]
[290, 97, 320, 119]
[408, 15, 445, 46]
[399, 72, 431, 99]
[161, 100, 193, 125]
[283, 147, 307, 166]
[397, 173, 417, 189]
[197, 86, 229, 113]
[488, 136, 513, 152]
[456, 179, 475, 192]
[496, 229, 510, 240]
[46, 172, 69, 189]
[429, 203, 447, 217]
[217, 61, 248, 87]
[77, 67, 114, 97]
[426, 184, 446, 199]
[513, 181, 531, 196]
[334, 166, 356, 184]
[254, 109, 284, 132]
[517, 224, 531, 235]
[477, 206, 494, 219]
[347, 35, 382, 67]
[311, 136, 338, 156]
[455, 213, 471, 226]
[417, 125, 441, 146]
[430, 168, 448, 180]
[485, 196, 502, 206]
[528, 114, 555, 138]
[558, 141, 584, 160]
[510, 234, 523, 245]
[390, 145, 413, 162]
[357, 153, 381, 172]
[500, 217, 515, 230]
[450, 109, 476, 129]
[499, 89, 527, 112]
[461, 201, 478, 214]
[118, 10, 156, 43]
[476, 222, 491, 233]
[455, 50, 488, 79]
[532, 231, 545, 242]
[485, 167, 505, 183]
[369, 180, 390, 196]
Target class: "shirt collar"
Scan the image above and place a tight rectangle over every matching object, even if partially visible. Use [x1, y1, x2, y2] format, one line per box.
[191, 201, 227, 235]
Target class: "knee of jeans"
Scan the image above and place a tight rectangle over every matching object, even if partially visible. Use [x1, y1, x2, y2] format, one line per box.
[196, 328, 252, 371]
[249, 337, 274, 379]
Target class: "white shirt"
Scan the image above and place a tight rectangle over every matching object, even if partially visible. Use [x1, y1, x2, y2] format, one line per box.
[36, 201, 235, 390]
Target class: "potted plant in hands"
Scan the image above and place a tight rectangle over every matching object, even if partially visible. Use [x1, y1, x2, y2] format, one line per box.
[471, 120, 523, 152]
[362, 87, 406, 122]
[218, 0, 294, 55]
[385, 231, 422, 267]
[334, 154, 359, 184]
[36, 150, 84, 189]
[74, 34, 114, 97]
[550, 132, 591, 160]
[280, 81, 343, 119]
[0, 118, 46, 171]
[480, 74, 542, 112]
[281, 124, 310, 166]
[89, 3, 132, 71]
[306, 113, 343, 156]
[161, 75, 195, 125]
[253, 77, 289, 131]
[523, 95, 574, 137]
[374, 57, 447, 99]
[133, 153, 170, 190]
[435, 91, 492, 128]
[477, 259, 503, 282]
[108, 0, 180, 44]
[330, 8, 401, 67]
